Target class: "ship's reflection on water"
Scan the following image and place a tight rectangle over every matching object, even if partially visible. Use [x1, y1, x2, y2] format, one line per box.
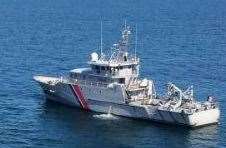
[37, 99, 219, 148]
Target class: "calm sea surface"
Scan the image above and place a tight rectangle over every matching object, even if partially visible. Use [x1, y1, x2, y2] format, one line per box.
[0, 0, 226, 147]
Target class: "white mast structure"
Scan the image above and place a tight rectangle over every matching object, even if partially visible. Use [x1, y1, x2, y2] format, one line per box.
[100, 21, 103, 59]
[135, 24, 138, 60]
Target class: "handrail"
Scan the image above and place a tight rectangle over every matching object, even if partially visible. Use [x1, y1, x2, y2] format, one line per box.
[60, 77, 109, 87]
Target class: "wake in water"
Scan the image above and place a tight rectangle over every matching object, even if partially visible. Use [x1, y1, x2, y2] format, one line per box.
[93, 113, 119, 120]
[93, 106, 118, 120]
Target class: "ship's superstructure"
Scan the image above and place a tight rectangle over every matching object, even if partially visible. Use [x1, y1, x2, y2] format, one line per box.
[34, 24, 220, 127]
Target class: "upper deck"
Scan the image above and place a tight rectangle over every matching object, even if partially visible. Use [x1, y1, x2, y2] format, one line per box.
[70, 24, 141, 85]
[88, 54, 139, 67]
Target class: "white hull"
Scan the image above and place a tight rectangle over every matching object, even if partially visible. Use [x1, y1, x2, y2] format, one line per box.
[35, 76, 220, 127]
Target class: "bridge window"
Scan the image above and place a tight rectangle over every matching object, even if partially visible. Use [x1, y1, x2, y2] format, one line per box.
[95, 66, 100, 73]
[119, 78, 125, 84]
[102, 67, 105, 70]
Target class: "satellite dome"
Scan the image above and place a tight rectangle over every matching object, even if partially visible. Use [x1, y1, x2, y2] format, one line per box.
[90, 52, 99, 62]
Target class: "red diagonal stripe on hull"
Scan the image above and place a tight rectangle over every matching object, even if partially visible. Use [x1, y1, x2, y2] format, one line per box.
[70, 84, 89, 110]
[69, 84, 83, 108]
[73, 85, 89, 110]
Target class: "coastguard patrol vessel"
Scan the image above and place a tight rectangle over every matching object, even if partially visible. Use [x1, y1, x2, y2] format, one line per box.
[34, 24, 220, 127]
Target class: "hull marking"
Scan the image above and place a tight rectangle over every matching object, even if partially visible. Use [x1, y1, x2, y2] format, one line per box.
[69, 84, 90, 110]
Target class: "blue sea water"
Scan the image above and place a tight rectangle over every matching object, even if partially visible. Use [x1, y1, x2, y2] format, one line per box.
[0, 0, 226, 147]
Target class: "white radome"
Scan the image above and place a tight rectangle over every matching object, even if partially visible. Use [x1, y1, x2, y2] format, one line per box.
[90, 52, 99, 62]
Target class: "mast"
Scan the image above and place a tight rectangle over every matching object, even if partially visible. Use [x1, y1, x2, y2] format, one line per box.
[135, 24, 137, 59]
[100, 21, 103, 58]
[120, 20, 131, 52]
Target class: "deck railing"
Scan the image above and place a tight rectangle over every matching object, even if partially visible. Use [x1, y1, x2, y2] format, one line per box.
[59, 77, 109, 87]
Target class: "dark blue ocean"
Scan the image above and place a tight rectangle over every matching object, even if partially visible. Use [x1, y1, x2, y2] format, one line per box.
[0, 0, 226, 147]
